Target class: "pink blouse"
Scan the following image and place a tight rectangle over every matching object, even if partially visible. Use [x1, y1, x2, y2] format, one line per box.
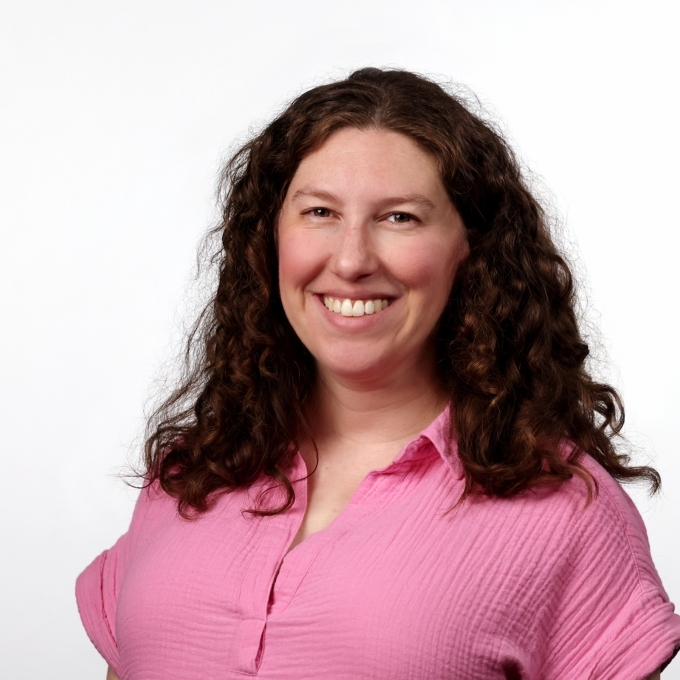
[76, 407, 680, 679]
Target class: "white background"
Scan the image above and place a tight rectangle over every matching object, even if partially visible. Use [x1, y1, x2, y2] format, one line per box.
[1, 1, 678, 678]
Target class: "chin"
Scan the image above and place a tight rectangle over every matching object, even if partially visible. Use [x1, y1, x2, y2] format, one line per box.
[315, 350, 405, 386]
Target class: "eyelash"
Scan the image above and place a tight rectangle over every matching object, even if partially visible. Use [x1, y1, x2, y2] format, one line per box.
[304, 208, 419, 223]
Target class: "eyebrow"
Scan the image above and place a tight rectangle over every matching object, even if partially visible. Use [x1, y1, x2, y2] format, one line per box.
[290, 187, 437, 211]
[291, 188, 340, 204]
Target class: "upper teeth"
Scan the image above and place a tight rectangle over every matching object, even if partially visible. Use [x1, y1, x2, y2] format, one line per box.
[323, 296, 391, 317]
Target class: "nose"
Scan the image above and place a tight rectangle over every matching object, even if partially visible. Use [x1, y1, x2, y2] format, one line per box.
[329, 218, 379, 281]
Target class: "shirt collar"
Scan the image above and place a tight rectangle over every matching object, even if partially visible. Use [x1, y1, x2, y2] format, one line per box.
[390, 403, 464, 480]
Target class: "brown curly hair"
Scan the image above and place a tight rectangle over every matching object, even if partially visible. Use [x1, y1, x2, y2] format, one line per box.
[143, 67, 660, 517]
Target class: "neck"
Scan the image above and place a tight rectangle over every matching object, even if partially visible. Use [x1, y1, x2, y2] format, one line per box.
[305, 356, 448, 453]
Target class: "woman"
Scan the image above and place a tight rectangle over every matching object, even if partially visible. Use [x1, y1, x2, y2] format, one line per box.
[77, 68, 680, 679]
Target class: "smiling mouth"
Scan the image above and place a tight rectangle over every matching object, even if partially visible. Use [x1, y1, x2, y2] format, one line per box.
[322, 296, 393, 317]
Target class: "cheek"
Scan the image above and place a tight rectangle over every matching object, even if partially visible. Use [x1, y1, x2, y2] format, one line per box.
[392, 235, 467, 293]
[277, 228, 326, 301]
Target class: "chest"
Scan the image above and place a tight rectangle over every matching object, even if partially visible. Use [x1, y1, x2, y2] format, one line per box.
[114, 458, 562, 679]
[286, 463, 368, 553]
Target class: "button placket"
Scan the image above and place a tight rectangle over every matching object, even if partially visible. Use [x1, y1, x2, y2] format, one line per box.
[229, 445, 426, 674]
[229, 459, 308, 675]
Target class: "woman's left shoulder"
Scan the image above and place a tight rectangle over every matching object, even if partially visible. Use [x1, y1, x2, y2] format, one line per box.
[562, 452, 656, 559]
[558, 450, 672, 591]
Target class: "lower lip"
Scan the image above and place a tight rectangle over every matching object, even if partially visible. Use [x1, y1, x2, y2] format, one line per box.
[314, 295, 396, 330]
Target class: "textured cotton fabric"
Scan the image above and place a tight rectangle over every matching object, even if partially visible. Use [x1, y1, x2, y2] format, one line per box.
[76, 407, 680, 679]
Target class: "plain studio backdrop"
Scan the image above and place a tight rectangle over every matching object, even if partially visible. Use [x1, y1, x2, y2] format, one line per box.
[1, 1, 678, 678]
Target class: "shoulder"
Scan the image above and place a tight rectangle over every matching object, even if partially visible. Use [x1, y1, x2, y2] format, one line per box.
[512, 448, 668, 601]
[564, 451, 663, 591]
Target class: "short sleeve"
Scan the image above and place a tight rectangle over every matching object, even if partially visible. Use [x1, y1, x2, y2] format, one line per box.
[75, 534, 129, 673]
[540, 462, 680, 679]
[75, 483, 154, 676]
[587, 585, 680, 677]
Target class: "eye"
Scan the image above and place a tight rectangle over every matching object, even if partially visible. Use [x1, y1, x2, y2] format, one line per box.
[306, 208, 332, 218]
[387, 212, 417, 224]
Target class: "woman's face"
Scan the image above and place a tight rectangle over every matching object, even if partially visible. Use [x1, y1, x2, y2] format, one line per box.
[277, 127, 469, 386]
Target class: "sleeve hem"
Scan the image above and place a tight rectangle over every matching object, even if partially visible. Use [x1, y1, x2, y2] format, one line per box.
[75, 551, 122, 675]
[588, 586, 680, 679]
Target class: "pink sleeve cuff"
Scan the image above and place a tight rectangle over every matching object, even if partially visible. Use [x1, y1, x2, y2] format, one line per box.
[589, 586, 680, 679]
[75, 550, 122, 675]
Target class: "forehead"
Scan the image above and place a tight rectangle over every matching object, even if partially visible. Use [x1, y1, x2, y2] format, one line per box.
[288, 128, 444, 197]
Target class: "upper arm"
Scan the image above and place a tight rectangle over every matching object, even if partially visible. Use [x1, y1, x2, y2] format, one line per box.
[78, 484, 160, 676]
